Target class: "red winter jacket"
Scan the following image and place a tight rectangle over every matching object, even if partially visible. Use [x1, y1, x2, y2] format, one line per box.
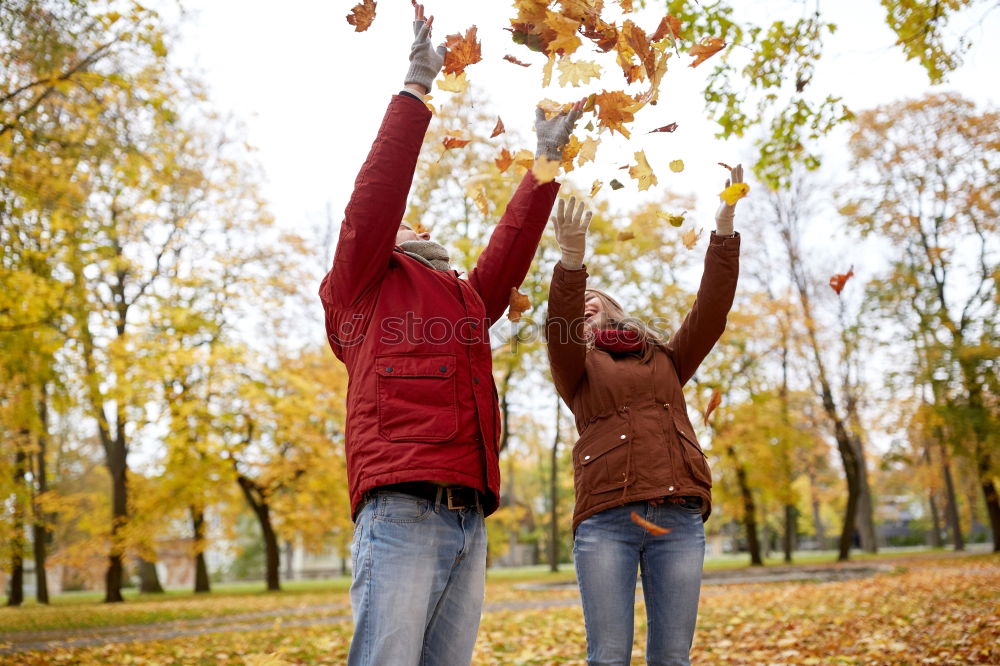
[319, 94, 559, 519]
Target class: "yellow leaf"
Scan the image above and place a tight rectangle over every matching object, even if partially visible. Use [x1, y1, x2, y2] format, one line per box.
[669, 159, 684, 173]
[577, 136, 599, 166]
[537, 98, 569, 120]
[544, 10, 583, 56]
[468, 187, 489, 215]
[513, 149, 535, 171]
[560, 135, 582, 172]
[436, 72, 468, 93]
[656, 211, 686, 227]
[628, 150, 658, 191]
[681, 227, 702, 249]
[531, 155, 560, 184]
[719, 182, 750, 205]
[590, 180, 603, 196]
[557, 59, 603, 87]
[542, 52, 557, 87]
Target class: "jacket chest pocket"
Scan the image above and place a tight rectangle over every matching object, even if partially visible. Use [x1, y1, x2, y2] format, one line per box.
[376, 354, 458, 442]
[573, 418, 633, 495]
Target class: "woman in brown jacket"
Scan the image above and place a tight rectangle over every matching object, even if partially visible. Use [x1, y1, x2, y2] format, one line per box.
[545, 165, 743, 666]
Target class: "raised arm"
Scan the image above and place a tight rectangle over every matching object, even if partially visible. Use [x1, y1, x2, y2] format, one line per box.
[467, 101, 583, 324]
[320, 5, 444, 308]
[546, 197, 592, 402]
[668, 164, 744, 384]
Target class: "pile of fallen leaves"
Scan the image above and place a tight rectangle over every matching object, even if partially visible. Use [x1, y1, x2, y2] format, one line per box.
[3, 554, 997, 664]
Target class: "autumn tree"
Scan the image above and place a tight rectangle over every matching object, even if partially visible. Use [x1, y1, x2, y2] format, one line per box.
[842, 92, 1000, 550]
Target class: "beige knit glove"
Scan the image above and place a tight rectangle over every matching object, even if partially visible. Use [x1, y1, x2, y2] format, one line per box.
[553, 196, 592, 269]
[715, 163, 744, 236]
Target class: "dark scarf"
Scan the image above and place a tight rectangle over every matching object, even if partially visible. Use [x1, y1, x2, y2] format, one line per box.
[399, 240, 450, 271]
[593, 328, 645, 353]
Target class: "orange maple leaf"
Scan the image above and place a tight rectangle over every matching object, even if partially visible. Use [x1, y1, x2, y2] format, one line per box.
[581, 15, 619, 53]
[495, 148, 514, 173]
[829, 266, 855, 295]
[491, 117, 506, 138]
[508, 288, 531, 322]
[593, 90, 638, 138]
[442, 136, 471, 150]
[681, 227, 702, 249]
[346, 0, 376, 32]
[631, 511, 671, 536]
[650, 15, 682, 42]
[544, 10, 583, 56]
[689, 36, 726, 67]
[444, 26, 482, 75]
[703, 388, 721, 426]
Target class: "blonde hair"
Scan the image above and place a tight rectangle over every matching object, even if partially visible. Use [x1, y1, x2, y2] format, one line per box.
[584, 288, 666, 363]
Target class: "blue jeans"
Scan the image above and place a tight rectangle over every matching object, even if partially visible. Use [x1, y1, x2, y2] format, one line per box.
[347, 490, 487, 666]
[573, 498, 706, 666]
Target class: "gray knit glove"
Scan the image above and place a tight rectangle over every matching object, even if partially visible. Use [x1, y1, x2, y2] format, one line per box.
[714, 163, 744, 236]
[404, 19, 446, 91]
[535, 104, 583, 161]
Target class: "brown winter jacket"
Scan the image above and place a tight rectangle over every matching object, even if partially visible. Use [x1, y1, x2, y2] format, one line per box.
[546, 232, 740, 533]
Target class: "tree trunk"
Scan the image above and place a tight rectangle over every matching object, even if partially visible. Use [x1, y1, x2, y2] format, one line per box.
[138, 558, 164, 593]
[104, 428, 128, 603]
[921, 444, 944, 548]
[783, 504, 797, 562]
[940, 443, 965, 551]
[7, 447, 27, 607]
[548, 397, 561, 573]
[32, 388, 50, 604]
[284, 540, 294, 581]
[191, 507, 211, 593]
[237, 475, 281, 591]
[852, 436, 878, 553]
[978, 456, 1000, 553]
[728, 446, 762, 566]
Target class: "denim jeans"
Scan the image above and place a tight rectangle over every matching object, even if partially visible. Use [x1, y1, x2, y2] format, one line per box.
[573, 498, 706, 666]
[347, 490, 487, 666]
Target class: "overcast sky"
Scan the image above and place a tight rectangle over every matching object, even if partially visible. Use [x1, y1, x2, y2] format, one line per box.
[164, 0, 999, 253]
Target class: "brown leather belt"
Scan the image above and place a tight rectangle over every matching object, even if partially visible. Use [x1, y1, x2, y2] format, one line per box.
[378, 482, 481, 510]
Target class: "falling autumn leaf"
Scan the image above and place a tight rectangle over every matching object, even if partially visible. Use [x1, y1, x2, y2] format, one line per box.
[688, 36, 726, 67]
[491, 117, 505, 138]
[436, 72, 468, 93]
[557, 59, 604, 87]
[669, 159, 684, 173]
[610, 179, 624, 190]
[629, 150, 658, 191]
[442, 136, 471, 150]
[590, 180, 603, 196]
[532, 155, 560, 184]
[503, 54, 532, 67]
[508, 288, 531, 322]
[468, 185, 489, 215]
[719, 182, 750, 205]
[593, 90, 638, 138]
[495, 148, 514, 173]
[618, 231, 635, 241]
[650, 15, 682, 42]
[577, 136, 599, 166]
[618, 0, 634, 13]
[544, 11, 583, 56]
[542, 52, 557, 87]
[631, 511, 671, 536]
[444, 26, 482, 75]
[649, 122, 678, 133]
[656, 211, 686, 227]
[682, 227, 702, 249]
[703, 388, 721, 426]
[513, 149, 535, 171]
[560, 135, 582, 172]
[346, 0, 376, 32]
[829, 265, 855, 295]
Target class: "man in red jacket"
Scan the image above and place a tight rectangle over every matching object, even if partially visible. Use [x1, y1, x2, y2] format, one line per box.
[319, 4, 580, 664]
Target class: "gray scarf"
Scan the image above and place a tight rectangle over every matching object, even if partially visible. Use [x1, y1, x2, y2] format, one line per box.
[400, 240, 451, 271]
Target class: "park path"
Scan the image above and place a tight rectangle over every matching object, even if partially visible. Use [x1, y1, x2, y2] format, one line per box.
[0, 561, 898, 655]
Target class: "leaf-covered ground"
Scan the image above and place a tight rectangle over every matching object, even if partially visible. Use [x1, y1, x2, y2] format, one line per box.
[1, 555, 997, 664]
